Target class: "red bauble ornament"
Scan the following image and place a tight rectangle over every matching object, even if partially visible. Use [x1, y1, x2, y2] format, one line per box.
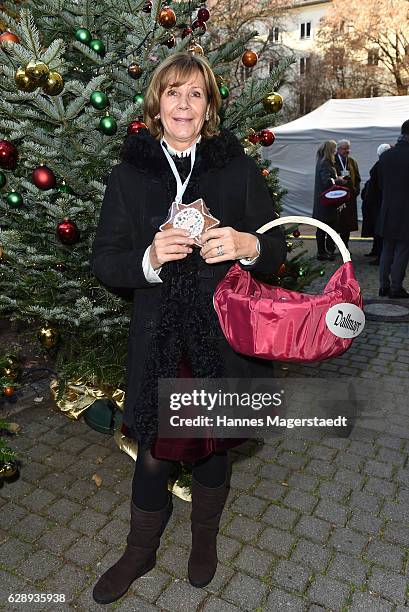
[3, 386, 14, 397]
[262, 168, 270, 177]
[158, 7, 177, 29]
[182, 27, 193, 38]
[198, 7, 210, 22]
[0, 140, 18, 170]
[248, 133, 260, 144]
[259, 129, 275, 147]
[0, 31, 20, 46]
[57, 218, 80, 245]
[278, 263, 286, 275]
[293, 229, 301, 238]
[164, 35, 176, 48]
[192, 20, 207, 35]
[127, 120, 148, 134]
[32, 165, 56, 190]
[241, 50, 258, 67]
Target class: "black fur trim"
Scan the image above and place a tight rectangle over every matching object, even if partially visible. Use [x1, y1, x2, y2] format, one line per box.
[120, 128, 245, 176]
[126, 165, 226, 447]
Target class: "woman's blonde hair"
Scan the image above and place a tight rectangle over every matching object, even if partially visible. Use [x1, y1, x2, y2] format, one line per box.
[317, 140, 337, 163]
[144, 52, 221, 140]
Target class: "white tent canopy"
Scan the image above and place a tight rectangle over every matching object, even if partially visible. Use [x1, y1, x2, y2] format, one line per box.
[262, 96, 409, 220]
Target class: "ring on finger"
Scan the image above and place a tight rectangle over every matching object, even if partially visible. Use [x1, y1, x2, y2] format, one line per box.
[216, 244, 224, 257]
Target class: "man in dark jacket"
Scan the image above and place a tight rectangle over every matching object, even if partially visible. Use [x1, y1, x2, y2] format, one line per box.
[377, 120, 409, 298]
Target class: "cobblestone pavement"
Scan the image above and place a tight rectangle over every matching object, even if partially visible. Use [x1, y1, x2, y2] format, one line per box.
[1, 237, 409, 612]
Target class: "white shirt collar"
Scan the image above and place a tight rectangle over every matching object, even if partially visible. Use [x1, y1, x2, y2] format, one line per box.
[162, 135, 202, 158]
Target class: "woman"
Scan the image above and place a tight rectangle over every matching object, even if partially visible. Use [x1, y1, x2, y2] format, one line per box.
[90, 52, 286, 604]
[312, 140, 347, 260]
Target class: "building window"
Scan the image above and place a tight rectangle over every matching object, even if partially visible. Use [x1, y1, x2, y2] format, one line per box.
[365, 85, 379, 97]
[299, 92, 311, 115]
[269, 58, 278, 72]
[270, 26, 279, 42]
[300, 22, 311, 39]
[367, 49, 379, 65]
[300, 57, 310, 75]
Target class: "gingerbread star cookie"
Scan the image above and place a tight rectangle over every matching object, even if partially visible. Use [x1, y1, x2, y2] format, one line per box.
[159, 198, 220, 246]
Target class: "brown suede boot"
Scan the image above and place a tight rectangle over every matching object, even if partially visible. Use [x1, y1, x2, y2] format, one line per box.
[188, 477, 228, 588]
[92, 493, 173, 604]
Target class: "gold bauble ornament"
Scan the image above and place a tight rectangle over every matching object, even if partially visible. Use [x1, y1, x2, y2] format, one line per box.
[263, 92, 283, 114]
[187, 43, 204, 55]
[38, 326, 59, 349]
[0, 246, 4, 261]
[14, 66, 37, 93]
[0, 461, 18, 479]
[25, 60, 50, 85]
[3, 367, 18, 381]
[42, 71, 64, 96]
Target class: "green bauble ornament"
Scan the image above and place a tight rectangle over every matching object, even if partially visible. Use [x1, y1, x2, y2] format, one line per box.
[75, 27, 92, 45]
[90, 39, 105, 56]
[219, 84, 229, 99]
[0, 171, 6, 189]
[99, 115, 117, 135]
[133, 92, 144, 105]
[6, 190, 23, 207]
[58, 181, 73, 194]
[90, 90, 109, 110]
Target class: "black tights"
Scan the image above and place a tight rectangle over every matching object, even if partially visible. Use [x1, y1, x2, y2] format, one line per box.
[131, 446, 228, 511]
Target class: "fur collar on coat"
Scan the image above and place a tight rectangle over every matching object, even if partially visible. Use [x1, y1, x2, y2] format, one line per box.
[119, 127, 245, 175]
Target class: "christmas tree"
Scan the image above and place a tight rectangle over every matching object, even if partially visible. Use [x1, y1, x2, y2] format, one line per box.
[0, 1, 321, 403]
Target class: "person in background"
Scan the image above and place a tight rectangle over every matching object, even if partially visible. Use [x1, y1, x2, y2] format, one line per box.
[334, 139, 361, 250]
[377, 120, 409, 298]
[361, 143, 391, 265]
[313, 140, 347, 260]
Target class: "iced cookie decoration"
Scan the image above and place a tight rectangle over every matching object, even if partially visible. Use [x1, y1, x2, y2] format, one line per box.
[159, 198, 220, 246]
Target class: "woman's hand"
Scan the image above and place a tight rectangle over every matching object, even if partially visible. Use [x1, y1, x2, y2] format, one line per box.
[150, 229, 195, 269]
[200, 227, 258, 264]
[335, 177, 348, 186]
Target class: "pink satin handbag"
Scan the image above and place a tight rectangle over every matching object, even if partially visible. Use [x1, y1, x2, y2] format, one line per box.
[213, 216, 364, 362]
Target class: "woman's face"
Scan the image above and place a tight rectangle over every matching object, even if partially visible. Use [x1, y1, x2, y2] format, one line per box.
[159, 69, 209, 151]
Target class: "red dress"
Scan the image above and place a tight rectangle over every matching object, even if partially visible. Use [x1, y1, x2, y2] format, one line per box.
[120, 353, 247, 462]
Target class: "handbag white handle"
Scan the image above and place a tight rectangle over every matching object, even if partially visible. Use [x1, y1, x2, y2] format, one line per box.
[256, 215, 351, 264]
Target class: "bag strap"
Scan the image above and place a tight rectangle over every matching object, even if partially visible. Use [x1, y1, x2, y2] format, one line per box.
[256, 215, 351, 264]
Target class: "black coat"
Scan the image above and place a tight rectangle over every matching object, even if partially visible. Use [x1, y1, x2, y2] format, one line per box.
[312, 157, 338, 228]
[377, 138, 409, 241]
[90, 129, 287, 444]
[361, 161, 381, 237]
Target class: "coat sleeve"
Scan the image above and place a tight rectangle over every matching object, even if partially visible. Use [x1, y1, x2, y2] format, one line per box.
[237, 156, 287, 275]
[90, 165, 154, 289]
[319, 159, 336, 189]
[353, 159, 361, 196]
